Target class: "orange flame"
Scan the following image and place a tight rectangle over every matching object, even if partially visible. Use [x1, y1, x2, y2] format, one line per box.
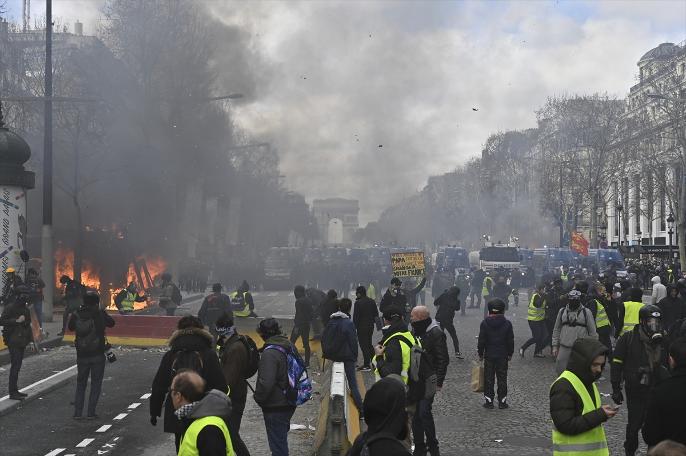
[55, 247, 101, 290]
[126, 256, 168, 289]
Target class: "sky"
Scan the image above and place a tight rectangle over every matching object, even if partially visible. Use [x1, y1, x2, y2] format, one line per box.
[3, 0, 686, 224]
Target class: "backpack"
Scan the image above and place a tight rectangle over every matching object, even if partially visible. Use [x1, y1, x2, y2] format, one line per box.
[265, 344, 312, 406]
[359, 433, 400, 456]
[171, 348, 204, 375]
[74, 315, 100, 355]
[171, 285, 183, 306]
[395, 335, 437, 401]
[219, 335, 260, 379]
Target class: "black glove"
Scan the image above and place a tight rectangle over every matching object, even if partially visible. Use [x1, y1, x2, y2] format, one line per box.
[150, 416, 157, 426]
[611, 389, 623, 405]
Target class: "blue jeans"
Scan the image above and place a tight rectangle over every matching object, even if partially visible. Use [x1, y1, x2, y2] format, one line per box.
[263, 408, 295, 456]
[74, 355, 106, 417]
[412, 396, 438, 452]
[344, 360, 364, 410]
[32, 301, 43, 327]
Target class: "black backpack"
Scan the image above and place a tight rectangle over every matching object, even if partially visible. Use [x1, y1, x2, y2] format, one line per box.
[171, 348, 204, 375]
[217, 335, 260, 379]
[359, 433, 402, 456]
[396, 335, 437, 402]
[75, 315, 100, 355]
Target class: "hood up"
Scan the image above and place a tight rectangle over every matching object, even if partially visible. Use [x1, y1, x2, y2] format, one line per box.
[188, 389, 231, 420]
[566, 337, 609, 385]
[652, 276, 662, 285]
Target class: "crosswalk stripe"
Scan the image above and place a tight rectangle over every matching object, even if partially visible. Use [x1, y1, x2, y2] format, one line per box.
[76, 439, 94, 448]
[140, 393, 151, 400]
[128, 402, 141, 409]
[113, 413, 128, 420]
[44, 450, 66, 456]
[95, 425, 112, 433]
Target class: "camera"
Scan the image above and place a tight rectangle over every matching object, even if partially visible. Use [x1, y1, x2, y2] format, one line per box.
[105, 341, 117, 363]
[638, 368, 651, 386]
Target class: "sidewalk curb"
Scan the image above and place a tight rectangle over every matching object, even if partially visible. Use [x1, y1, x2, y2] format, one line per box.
[0, 364, 77, 417]
[0, 336, 65, 366]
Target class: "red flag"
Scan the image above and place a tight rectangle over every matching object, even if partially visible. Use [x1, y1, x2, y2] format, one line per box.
[570, 231, 590, 256]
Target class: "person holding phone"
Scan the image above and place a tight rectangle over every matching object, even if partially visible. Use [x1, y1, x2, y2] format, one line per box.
[550, 337, 616, 455]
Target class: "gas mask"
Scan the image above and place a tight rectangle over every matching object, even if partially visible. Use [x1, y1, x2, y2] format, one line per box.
[642, 317, 663, 342]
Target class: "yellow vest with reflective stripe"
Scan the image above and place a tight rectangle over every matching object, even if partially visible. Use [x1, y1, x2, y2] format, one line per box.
[527, 293, 546, 321]
[482, 277, 494, 297]
[121, 291, 136, 312]
[368, 283, 377, 301]
[594, 301, 610, 329]
[552, 371, 608, 456]
[178, 415, 234, 456]
[230, 292, 251, 317]
[621, 301, 644, 335]
[374, 330, 414, 384]
[561, 273, 569, 283]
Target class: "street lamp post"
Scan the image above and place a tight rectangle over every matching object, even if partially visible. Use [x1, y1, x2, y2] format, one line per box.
[667, 212, 675, 260]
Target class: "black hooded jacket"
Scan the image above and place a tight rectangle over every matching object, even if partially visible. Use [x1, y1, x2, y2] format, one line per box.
[477, 314, 514, 360]
[657, 286, 685, 332]
[67, 303, 115, 358]
[347, 377, 411, 456]
[293, 289, 314, 327]
[550, 338, 609, 436]
[353, 295, 378, 330]
[642, 366, 686, 447]
[434, 287, 460, 324]
[150, 327, 228, 434]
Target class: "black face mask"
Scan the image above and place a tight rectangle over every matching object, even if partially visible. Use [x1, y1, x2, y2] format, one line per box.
[568, 301, 581, 310]
[411, 318, 431, 336]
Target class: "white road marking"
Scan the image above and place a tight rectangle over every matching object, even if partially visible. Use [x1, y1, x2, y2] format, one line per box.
[95, 424, 112, 433]
[113, 413, 128, 420]
[140, 393, 151, 400]
[44, 450, 66, 456]
[0, 365, 77, 402]
[76, 438, 95, 448]
[128, 402, 141, 409]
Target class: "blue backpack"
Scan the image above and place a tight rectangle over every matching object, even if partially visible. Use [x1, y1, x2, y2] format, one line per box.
[265, 344, 312, 406]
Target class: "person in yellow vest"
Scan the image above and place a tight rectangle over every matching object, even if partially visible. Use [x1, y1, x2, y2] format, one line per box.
[520, 282, 547, 358]
[373, 306, 413, 384]
[576, 281, 613, 362]
[230, 281, 257, 318]
[482, 274, 494, 300]
[113, 282, 146, 315]
[618, 288, 645, 337]
[550, 337, 616, 456]
[171, 370, 235, 456]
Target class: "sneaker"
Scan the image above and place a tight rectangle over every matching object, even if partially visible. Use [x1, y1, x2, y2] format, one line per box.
[519, 348, 524, 358]
[9, 393, 25, 401]
[498, 401, 509, 409]
[16, 391, 28, 397]
[455, 352, 464, 359]
[357, 365, 372, 372]
[483, 402, 494, 409]
[86, 415, 99, 420]
[533, 353, 546, 359]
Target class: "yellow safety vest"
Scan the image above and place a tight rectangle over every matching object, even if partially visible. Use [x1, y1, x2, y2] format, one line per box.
[594, 300, 610, 329]
[527, 293, 546, 321]
[230, 292, 251, 317]
[621, 301, 644, 335]
[178, 415, 234, 456]
[482, 277, 494, 297]
[121, 291, 136, 312]
[552, 371, 608, 456]
[561, 273, 569, 283]
[373, 330, 415, 384]
[368, 283, 377, 301]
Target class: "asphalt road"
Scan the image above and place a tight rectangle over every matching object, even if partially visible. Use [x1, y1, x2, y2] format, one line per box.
[0, 288, 649, 455]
